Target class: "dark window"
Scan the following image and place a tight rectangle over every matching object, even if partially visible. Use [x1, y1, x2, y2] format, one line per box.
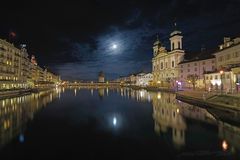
[172, 61, 175, 67]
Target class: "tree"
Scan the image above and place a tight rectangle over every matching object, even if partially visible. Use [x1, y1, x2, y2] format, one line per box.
[187, 74, 199, 90]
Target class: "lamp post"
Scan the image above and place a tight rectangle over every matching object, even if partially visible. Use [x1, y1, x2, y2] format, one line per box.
[220, 70, 224, 94]
[176, 80, 179, 92]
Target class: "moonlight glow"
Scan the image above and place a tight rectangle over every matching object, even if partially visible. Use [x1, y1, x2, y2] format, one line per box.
[113, 117, 117, 126]
[111, 44, 118, 50]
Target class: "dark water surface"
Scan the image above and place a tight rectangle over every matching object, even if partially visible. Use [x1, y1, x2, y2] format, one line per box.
[0, 87, 239, 159]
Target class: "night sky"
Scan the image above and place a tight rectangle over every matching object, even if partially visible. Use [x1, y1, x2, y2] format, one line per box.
[1, 0, 240, 80]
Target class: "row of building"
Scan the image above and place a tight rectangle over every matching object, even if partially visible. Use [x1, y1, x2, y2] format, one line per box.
[152, 26, 240, 93]
[114, 72, 153, 86]
[0, 38, 60, 90]
[115, 25, 240, 93]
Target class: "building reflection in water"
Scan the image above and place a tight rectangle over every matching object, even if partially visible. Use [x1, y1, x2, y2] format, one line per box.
[218, 120, 240, 153]
[98, 88, 104, 99]
[113, 87, 240, 154]
[152, 93, 187, 149]
[0, 89, 59, 149]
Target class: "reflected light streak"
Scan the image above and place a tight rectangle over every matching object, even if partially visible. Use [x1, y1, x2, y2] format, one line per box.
[113, 117, 117, 126]
[74, 89, 77, 96]
[222, 140, 228, 151]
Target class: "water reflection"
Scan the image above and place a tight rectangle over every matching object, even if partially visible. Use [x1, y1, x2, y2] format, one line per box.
[0, 86, 239, 158]
[87, 87, 240, 155]
[0, 89, 59, 149]
[152, 93, 187, 149]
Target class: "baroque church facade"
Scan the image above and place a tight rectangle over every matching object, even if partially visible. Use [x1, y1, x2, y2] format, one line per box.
[152, 26, 185, 88]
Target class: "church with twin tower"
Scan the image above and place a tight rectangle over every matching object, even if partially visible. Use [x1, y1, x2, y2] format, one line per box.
[152, 24, 185, 88]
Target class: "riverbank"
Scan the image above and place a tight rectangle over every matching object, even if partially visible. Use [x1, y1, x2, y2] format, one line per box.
[0, 87, 55, 100]
[176, 90, 240, 111]
[124, 85, 176, 93]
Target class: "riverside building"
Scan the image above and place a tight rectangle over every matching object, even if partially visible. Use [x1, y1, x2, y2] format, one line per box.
[204, 37, 240, 93]
[0, 38, 60, 90]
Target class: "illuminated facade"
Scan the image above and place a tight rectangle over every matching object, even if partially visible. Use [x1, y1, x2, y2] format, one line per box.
[204, 37, 240, 92]
[179, 57, 216, 89]
[0, 39, 30, 89]
[152, 27, 185, 88]
[0, 38, 60, 90]
[136, 73, 153, 86]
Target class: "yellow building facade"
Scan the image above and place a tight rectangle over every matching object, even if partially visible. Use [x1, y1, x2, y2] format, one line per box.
[0, 39, 30, 89]
[152, 29, 185, 88]
[0, 38, 60, 90]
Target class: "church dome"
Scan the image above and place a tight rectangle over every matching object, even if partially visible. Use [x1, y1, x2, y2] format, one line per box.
[170, 30, 182, 37]
[170, 23, 182, 37]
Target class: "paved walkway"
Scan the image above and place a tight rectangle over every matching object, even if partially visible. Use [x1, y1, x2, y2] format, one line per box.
[177, 89, 240, 111]
[178, 90, 240, 100]
[177, 90, 216, 100]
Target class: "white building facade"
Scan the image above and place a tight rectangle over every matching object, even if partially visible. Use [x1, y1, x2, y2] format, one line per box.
[204, 37, 240, 93]
[136, 73, 153, 86]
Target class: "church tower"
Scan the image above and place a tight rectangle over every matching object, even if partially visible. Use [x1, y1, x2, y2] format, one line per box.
[169, 23, 183, 51]
[153, 35, 161, 57]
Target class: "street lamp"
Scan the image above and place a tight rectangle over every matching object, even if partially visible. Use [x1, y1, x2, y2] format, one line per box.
[176, 80, 181, 91]
[220, 70, 224, 94]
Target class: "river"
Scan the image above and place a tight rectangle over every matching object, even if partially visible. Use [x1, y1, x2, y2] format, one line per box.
[0, 87, 239, 159]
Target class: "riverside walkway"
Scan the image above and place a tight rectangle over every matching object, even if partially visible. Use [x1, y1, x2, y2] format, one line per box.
[176, 90, 240, 111]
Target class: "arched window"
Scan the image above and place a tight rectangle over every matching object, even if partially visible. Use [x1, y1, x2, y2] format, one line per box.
[178, 41, 181, 49]
[172, 43, 175, 50]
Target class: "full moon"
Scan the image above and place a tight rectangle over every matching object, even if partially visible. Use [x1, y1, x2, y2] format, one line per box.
[112, 44, 117, 49]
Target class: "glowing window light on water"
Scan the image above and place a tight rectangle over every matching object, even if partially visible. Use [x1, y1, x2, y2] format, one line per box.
[222, 140, 228, 151]
[140, 90, 144, 98]
[157, 93, 161, 99]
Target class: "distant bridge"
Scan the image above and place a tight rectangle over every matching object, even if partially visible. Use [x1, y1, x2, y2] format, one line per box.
[65, 82, 121, 88]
